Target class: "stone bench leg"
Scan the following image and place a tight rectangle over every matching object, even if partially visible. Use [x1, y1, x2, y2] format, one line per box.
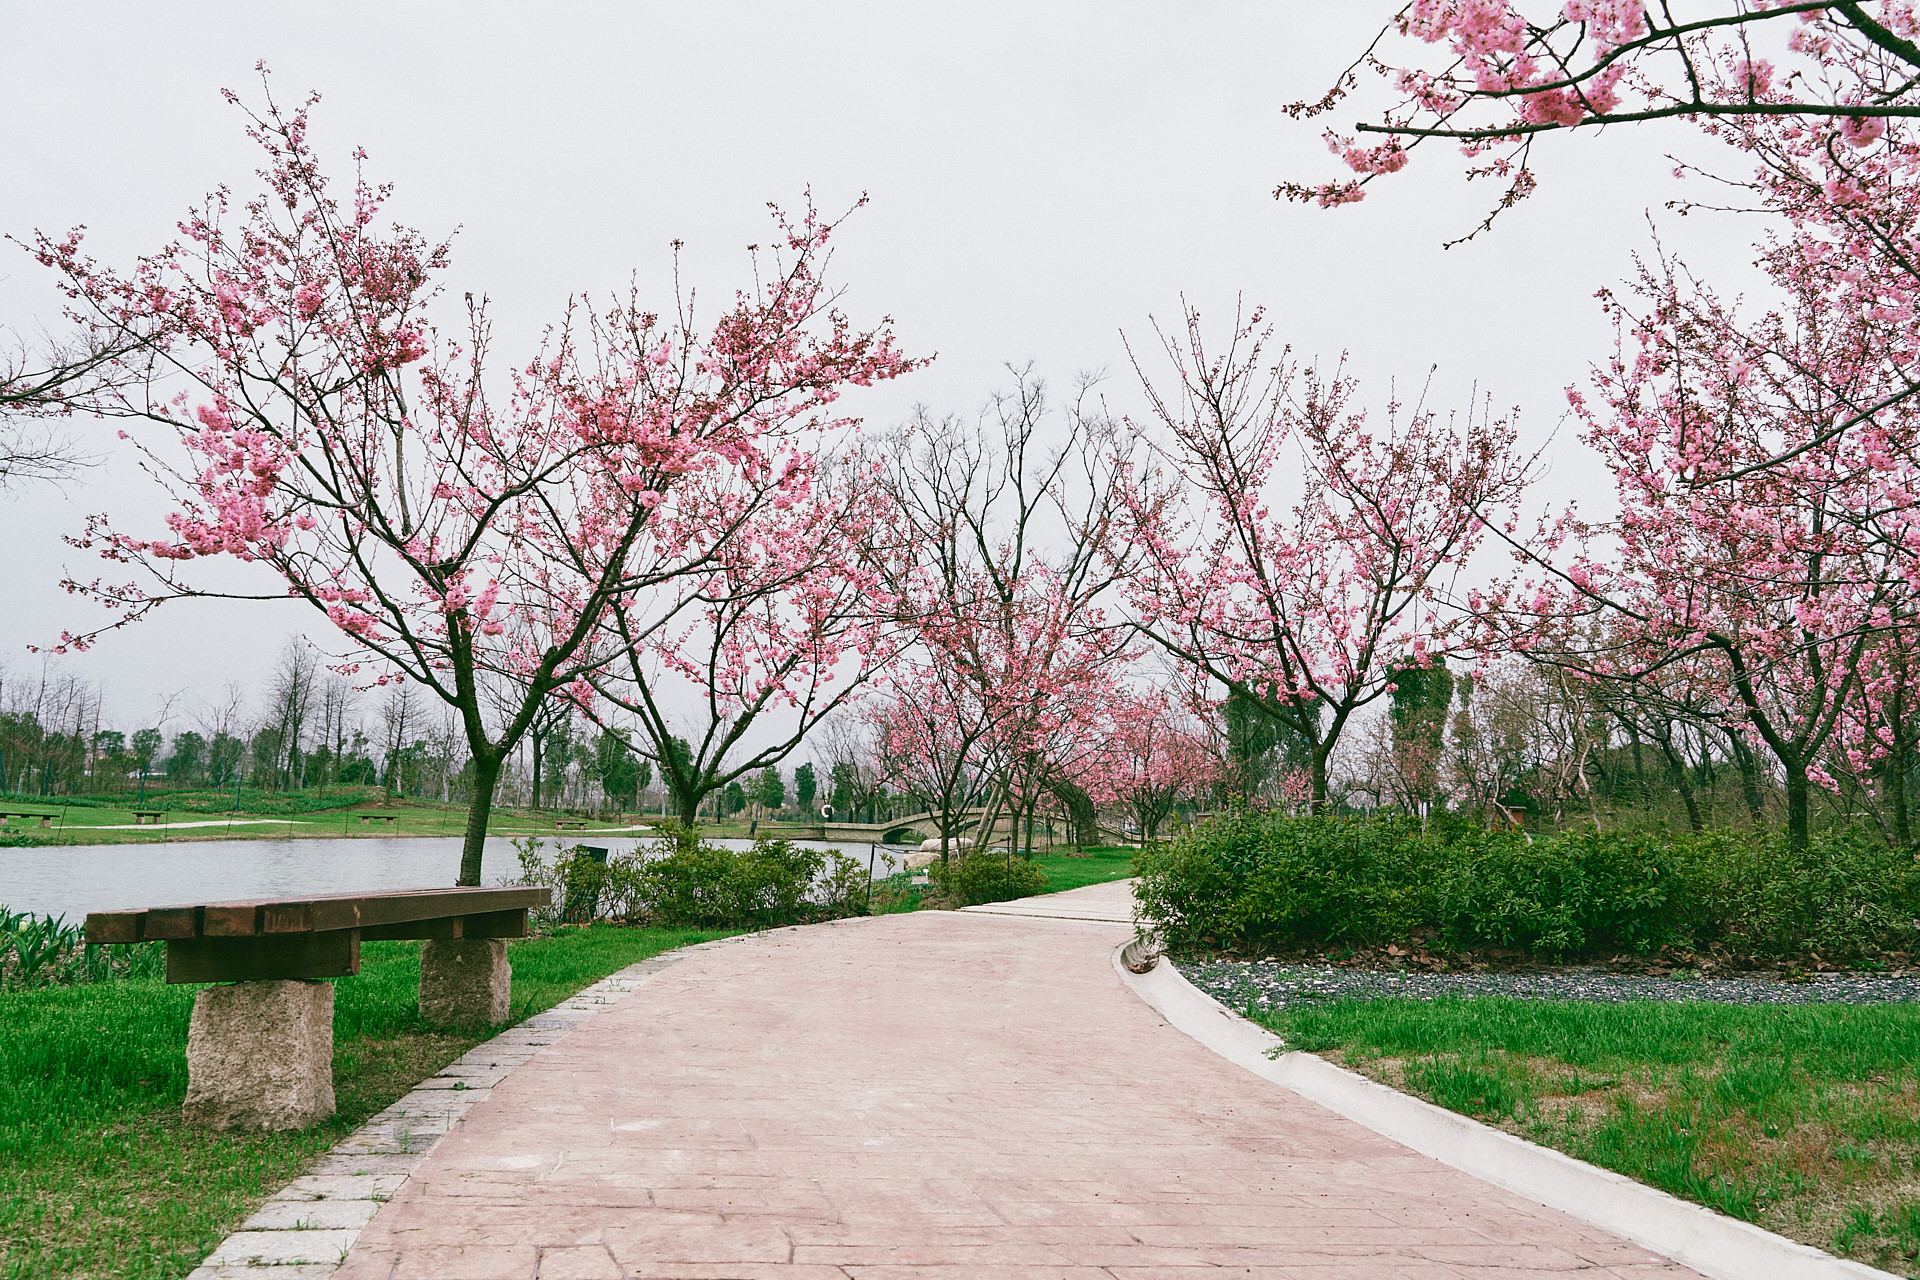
[420, 939, 510, 1026]
[183, 980, 335, 1130]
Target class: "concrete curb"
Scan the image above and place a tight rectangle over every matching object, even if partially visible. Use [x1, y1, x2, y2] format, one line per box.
[1114, 944, 1899, 1280]
[183, 934, 748, 1280]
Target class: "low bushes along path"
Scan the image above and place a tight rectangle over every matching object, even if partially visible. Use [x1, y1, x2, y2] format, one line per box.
[335, 881, 1697, 1278]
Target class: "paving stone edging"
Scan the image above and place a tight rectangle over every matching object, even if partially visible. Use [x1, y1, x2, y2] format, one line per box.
[183, 935, 748, 1280]
[1116, 943, 1902, 1280]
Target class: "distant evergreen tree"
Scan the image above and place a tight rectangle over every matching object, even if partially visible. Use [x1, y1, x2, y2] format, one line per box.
[1388, 660, 1455, 806]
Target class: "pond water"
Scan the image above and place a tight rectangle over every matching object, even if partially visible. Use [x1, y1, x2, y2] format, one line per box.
[0, 834, 902, 922]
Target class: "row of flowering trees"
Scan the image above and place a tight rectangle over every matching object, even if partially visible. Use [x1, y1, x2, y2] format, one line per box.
[31, 12, 1920, 880]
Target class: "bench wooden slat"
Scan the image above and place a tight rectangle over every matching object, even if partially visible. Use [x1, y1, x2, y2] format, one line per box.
[359, 908, 529, 942]
[85, 886, 548, 943]
[201, 903, 264, 937]
[142, 907, 203, 940]
[85, 911, 143, 944]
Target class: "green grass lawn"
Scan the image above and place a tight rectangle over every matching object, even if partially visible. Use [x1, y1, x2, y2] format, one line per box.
[867, 845, 1137, 914]
[1252, 994, 1920, 1278]
[1, 924, 729, 1280]
[1029, 846, 1136, 892]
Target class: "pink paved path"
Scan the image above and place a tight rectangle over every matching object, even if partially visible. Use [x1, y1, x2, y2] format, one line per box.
[337, 905, 1703, 1279]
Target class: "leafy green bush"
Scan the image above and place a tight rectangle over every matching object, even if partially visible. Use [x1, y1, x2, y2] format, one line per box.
[513, 834, 869, 930]
[1136, 812, 1920, 962]
[926, 850, 1049, 907]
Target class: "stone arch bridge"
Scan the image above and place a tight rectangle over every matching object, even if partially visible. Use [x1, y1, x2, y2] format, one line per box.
[766, 809, 999, 847]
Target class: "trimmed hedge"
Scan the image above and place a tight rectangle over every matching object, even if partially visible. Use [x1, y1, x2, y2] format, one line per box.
[1135, 811, 1920, 962]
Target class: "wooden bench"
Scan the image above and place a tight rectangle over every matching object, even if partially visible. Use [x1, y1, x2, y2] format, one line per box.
[554, 818, 588, 830]
[85, 886, 551, 1131]
[0, 810, 53, 828]
[356, 813, 399, 826]
[131, 810, 166, 825]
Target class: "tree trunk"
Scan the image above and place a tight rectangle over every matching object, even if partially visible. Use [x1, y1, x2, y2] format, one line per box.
[1654, 737, 1704, 834]
[457, 752, 503, 887]
[1886, 734, 1913, 851]
[1726, 731, 1767, 828]
[1784, 760, 1811, 855]
[970, 779, 1008, 852]
[1625, 723, 1649, 808]
[1309, 749, 1331, 816]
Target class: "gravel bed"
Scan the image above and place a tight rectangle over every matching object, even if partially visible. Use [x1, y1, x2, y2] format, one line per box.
[1180, 958, 1920, 1010]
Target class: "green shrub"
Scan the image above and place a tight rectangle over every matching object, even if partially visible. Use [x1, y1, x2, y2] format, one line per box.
[1136, 812, 1920, 962]
[926, 850, 1049, 907]
[513, 834, 868, 930]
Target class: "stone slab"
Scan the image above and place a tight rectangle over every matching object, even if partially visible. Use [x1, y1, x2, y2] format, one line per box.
[242, 1199, 383, 1231]
[204, 1228, 361, 1266]
[271, 1174, 408, 1203]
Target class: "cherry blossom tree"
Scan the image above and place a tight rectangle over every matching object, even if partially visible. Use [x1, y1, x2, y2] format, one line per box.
[30, 81, 917, 883]
[875, 371, 1136, 854]
[1088, 688, 1218, 842]
[584, 453, 908, 827]
[1112, 303, 1531, 812]
[869, 658, 998, 851]
[1480, 229, 1917, 849]
[1288, 3, 1920, 228]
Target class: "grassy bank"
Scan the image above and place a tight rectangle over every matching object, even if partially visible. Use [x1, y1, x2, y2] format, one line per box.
[1253, 994, 1920, 1277]
[1, 925, 728, 1280]
[0, 793, 659, 847]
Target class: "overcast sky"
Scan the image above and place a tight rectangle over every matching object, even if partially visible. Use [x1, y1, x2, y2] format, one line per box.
[0, 2, 1761, 731]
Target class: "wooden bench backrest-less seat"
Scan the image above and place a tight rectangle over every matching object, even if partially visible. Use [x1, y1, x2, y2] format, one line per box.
[85, 886, 552, 983]
[84, 885, 554, 1132]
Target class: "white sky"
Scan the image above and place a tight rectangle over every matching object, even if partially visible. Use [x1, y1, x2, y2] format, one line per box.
[0, 1, 1765, 733]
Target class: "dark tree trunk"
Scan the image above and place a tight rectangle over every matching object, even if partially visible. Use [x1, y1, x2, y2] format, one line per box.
[457, 752, 503, 887]
[1725, 730, 1767, 828]
[1782, 758, 1812, 855]
[1625, 723, 1649, 807]
[1654, 736, 1704, 834]
[1886, 735, 1913, 851]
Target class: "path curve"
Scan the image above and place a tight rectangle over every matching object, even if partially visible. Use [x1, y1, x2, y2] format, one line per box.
[336, 891, 1699, 1279]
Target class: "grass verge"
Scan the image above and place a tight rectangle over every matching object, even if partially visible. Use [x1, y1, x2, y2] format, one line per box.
[1248, 993, 1920, 1278]
[1029, 846, 1136, 892]
[868, 845, 1138, 913]
[1, 924, 729, 1280]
